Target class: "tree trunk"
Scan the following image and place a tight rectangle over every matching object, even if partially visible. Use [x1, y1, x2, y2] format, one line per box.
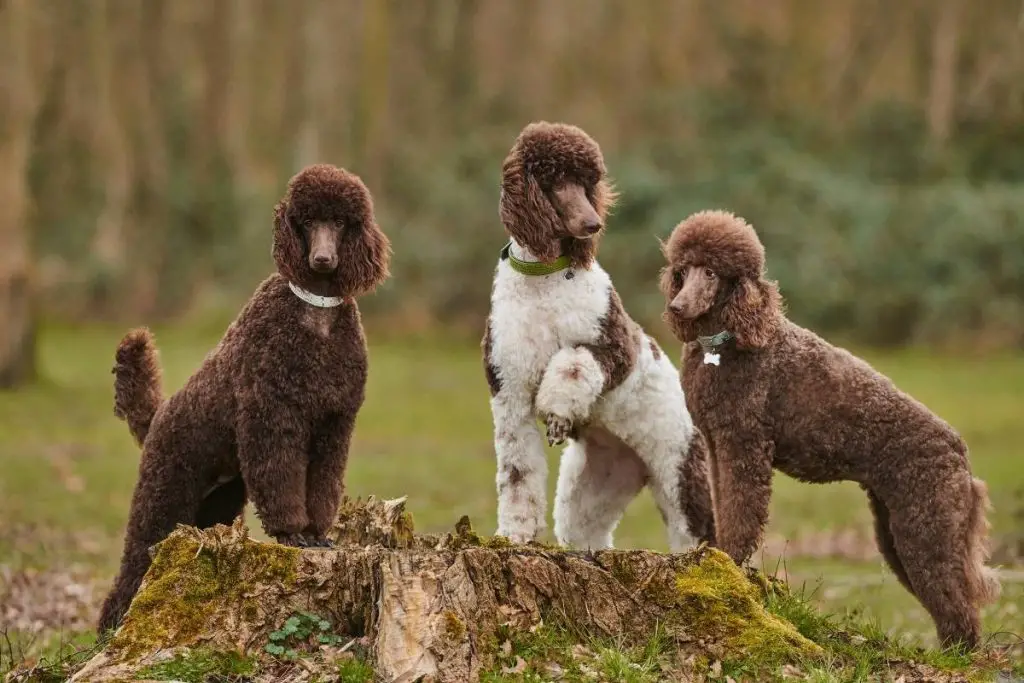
[927, 0, 963, 144]
[0, 0, 44, 388]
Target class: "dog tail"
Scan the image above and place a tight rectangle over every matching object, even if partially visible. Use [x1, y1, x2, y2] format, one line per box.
[112, 327, 163, 446]
[965, 476, 1001, 605]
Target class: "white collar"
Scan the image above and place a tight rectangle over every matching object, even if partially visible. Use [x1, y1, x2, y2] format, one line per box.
[288, 281, 344, 308]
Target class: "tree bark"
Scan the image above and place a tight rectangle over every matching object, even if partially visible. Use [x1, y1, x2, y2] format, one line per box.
[0, 0, 45, 388]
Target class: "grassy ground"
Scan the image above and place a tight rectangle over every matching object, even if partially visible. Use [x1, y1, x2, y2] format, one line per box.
[1, 321, 1022, 673]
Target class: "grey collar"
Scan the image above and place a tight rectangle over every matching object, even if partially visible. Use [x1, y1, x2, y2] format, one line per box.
[288, 282, 344, 308]
[697, 331, 734, 351]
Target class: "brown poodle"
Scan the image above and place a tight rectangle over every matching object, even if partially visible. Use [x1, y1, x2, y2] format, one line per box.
[97, 164, 391, 633]
[659, 210, 1000, 649]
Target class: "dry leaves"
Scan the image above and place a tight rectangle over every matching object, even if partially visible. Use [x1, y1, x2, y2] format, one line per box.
[0, 565, 103, 634]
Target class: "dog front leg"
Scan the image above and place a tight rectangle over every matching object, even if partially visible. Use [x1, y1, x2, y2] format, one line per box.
[711, 436, 774, 565]
[535, 346, 605, 446]
[238, 408, 312, 546]
[304, 412, 357, 546]
[492, 390, 548, 544]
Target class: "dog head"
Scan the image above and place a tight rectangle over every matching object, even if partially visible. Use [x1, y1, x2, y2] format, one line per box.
[498, 122, 618, 268]
[660, 210, 782, 349]
[273, 164, 391, 298]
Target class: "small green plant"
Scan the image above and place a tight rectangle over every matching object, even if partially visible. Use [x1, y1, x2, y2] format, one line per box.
[264, 611, 343, 660]
[138, 648, 257, 682]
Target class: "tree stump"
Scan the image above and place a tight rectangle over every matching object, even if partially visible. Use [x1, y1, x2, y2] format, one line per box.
[70, 496, 964, 683]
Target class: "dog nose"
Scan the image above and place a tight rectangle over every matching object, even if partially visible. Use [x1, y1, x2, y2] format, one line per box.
[313, 254, 332, 265]
[583, 218, 603, 235]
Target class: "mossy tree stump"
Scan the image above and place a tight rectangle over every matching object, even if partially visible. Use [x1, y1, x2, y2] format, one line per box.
[73, 497, 821, 682]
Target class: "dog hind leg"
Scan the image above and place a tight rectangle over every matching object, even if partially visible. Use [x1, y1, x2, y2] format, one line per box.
[553, 428, 646, 550]
[887, 472, 983, 649]
[98, 451, 204, 632]
[865, 487, 915, 595]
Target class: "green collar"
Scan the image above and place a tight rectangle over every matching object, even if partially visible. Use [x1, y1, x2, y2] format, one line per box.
[500, 241, 571, 277]
[697, 331, 734, 351]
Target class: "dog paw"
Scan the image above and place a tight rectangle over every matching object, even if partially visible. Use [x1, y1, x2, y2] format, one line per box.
[496, 530, 536, 545]
[307, 536, 334, 549]
[274, 532, 314, 548]
[544, 414, 574, 446]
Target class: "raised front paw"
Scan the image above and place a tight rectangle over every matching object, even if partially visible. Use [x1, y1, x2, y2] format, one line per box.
[544, 414, 574, 446]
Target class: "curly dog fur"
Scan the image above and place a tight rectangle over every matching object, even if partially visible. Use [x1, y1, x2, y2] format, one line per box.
[660, 209, 1000, 649]
[484, 122, 715, 551]
[98, 164, 391, 633]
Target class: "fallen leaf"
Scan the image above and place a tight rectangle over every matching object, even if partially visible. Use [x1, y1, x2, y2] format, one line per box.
[500, 656, 527, 674]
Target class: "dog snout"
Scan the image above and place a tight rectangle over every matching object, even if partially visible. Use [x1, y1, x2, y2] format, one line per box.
[582, 216, 603, 235]
[310, 253, 337, 272]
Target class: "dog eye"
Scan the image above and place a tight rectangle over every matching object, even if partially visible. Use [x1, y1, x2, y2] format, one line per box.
[704, 267, 716, 279]
[334, 219, 343, 228]
[303, 219, 313, 229]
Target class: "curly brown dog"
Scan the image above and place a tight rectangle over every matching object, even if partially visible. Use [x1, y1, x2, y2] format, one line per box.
[659, 209, 1000, 649]
[484, 121, 715, 552]
[97, 164, 391, 633]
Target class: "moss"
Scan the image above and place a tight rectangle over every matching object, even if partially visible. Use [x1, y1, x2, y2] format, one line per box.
[669, 549, 822, 668]
[137, 647, 258, 682]
[110, 530, 299, 660]
[336, 656, 374, 683]
[443, 610, 467, 641]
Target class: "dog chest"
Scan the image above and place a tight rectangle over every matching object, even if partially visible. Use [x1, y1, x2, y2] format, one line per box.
[488, 262, 611, 388]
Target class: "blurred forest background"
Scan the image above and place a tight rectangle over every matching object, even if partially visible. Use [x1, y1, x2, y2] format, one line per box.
[3, 0, 1024, 387]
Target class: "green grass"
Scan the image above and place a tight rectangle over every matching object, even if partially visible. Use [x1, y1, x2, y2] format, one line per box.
[1, 321, 1022, 674]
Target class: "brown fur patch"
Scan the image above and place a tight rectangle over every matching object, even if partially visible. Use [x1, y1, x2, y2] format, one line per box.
[481, 318, 502, 397]
[583, 288, 641, 392]
[648, 337, 661, 360]
[561, 364, 583, 381]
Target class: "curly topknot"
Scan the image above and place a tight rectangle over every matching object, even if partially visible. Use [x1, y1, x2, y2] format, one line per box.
[662, 210, 766, 281]
[511, 121, 607, 190]
[281, 164, 375, 229]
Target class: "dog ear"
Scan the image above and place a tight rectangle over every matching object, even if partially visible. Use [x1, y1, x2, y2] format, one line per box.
[272, 201, 306, 283]
[498, 159, 563, 262]
[334, 220, 392, 297]
[721, 278, 782, 349]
